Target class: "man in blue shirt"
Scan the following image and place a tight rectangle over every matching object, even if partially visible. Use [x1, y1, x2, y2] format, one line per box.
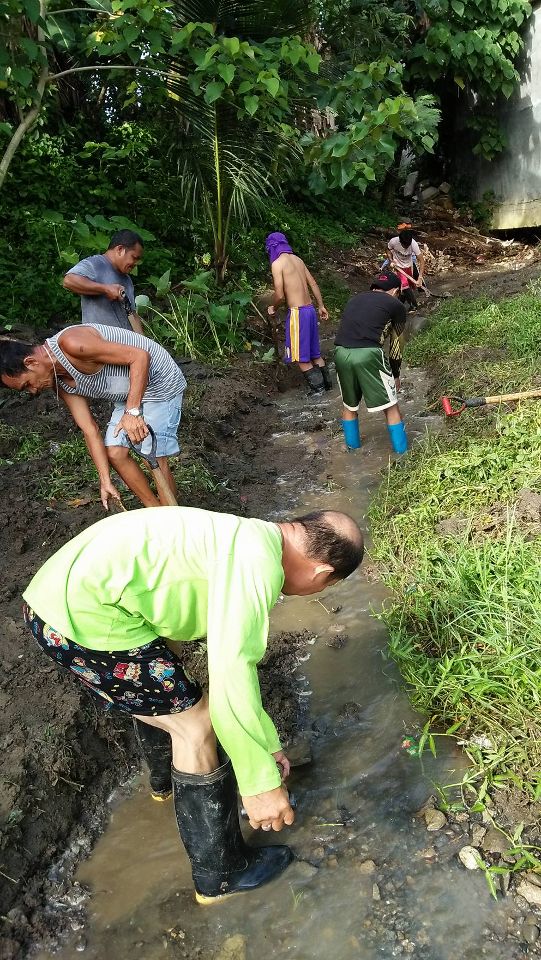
[63, 229, 144, 332]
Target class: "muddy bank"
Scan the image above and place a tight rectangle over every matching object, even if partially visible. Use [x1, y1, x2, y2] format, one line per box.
[0, 355, 316, 957]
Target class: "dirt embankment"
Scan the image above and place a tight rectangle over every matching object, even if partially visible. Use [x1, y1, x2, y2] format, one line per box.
[0, 355, 316, 958]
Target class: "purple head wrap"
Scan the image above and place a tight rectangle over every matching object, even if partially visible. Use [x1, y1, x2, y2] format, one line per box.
[265, 231, 293, 264]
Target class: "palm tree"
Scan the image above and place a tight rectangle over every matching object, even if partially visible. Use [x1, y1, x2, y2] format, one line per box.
[164, 0, 312, 282]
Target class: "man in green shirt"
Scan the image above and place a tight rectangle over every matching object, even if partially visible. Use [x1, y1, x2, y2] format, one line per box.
[23, 505, 363, 902]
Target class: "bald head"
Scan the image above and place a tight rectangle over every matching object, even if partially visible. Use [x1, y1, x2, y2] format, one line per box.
[293, 510, 364, 579]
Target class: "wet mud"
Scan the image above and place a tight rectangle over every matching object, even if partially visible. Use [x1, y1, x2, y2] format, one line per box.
[0, 356, 312, 956]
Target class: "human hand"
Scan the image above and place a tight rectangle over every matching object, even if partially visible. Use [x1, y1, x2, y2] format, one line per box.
[100, 477, 122, 511]
[319, 305, 329, 322]
[103, 284, 125, 301]
[272, 750, 291, 781]
[241, 785, 295, 832]
[114, 412, 149, 443]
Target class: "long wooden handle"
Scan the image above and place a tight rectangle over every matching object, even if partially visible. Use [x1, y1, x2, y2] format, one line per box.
[152, 466, 178, 506]
[485, 389, 541, 404]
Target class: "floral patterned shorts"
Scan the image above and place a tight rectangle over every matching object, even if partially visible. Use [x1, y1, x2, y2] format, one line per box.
[23, 603, 202, 717]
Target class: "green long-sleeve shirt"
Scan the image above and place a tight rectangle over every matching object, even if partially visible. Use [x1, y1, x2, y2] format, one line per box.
[23, 507, 285, 796]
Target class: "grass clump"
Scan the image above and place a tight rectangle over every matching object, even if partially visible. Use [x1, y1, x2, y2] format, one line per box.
[370, 398, 541, 806]
[36, 435, 96, 501]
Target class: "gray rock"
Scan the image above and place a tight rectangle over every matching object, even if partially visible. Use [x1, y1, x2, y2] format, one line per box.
[471, 824, 487, 847]
[358, 859, 377, 875]
[372, 883, 381, 901]
[439, 181, 451, 194]
[516, 880, 541, 908]
[481, 828, 509, 855]
[522, 923, 540, 945]
[421, 186, 440, 201]
[215, 935, 247, 960]
[458, 845, 481, 870]
[287, 737, 313, 768]
[403, 171, 419, 198]
[424, 808, 447, 832]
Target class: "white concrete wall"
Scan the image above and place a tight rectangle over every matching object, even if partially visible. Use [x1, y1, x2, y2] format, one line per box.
[472, 1, 541, 229]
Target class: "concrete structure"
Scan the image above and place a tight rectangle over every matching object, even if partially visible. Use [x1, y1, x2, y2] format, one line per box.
[471, 1, 541, 229]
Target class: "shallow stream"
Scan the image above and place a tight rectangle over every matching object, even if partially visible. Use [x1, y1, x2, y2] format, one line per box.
[37, 366, 520, 960]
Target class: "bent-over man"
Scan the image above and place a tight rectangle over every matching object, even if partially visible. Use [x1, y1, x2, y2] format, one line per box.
[265, 232, 332, 396]
[22, 506, 364, 901]
[334, 272, 408, 454]
[0, 325, 186, 508]
[63, 229, 145, 333]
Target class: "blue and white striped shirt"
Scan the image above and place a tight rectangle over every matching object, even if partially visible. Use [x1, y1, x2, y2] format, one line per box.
[46, 324, 186, 403]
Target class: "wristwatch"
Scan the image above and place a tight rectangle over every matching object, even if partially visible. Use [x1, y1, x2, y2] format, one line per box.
[125, 406, 144, 418]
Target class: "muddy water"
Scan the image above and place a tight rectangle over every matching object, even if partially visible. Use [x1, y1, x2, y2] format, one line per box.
[37, 368, 518, 960]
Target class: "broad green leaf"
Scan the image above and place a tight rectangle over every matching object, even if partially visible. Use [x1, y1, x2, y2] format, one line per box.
[217, 63, 235, 86]
[135, 294, 151, 311]
[454, 75, 465, 89]
[244, 94, 259, 116]
[123, 23, 141, 43]
[24, 0, 40, 23]
[306, 53, 321, 74]
[204, 81, 225, 104]
[222, 36, 240, 56]
[11, 66, 34, 88]
[451, 0, 465, 14]
[262, 76, 280, 97]
[501, 80, 514, 98]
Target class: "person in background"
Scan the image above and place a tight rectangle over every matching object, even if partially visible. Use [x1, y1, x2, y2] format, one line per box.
[386, 224, 425, 311]
[333, 272, 408, 455]
[265, 232, 332, 396]
[63, 229, 145, 333]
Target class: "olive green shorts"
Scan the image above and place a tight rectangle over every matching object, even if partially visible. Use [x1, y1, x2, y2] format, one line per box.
[335, 346, 397, 412]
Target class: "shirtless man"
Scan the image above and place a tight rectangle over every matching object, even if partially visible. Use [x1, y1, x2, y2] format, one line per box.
[265, 232, 332, 395]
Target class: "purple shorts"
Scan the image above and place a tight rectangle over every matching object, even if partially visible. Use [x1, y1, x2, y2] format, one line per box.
[284, 305, 321, 364]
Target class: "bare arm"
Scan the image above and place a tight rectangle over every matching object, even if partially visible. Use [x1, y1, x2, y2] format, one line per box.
[416, 251, 426, 280]
[61, 393, 121, 510]
[268, 262, 285, 313]
[305, 267, 328, 321]
[59, 328, 150, 442]
[64, 273, 125, 301]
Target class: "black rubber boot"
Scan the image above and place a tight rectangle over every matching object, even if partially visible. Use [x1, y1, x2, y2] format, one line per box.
[133, 718, 172, 801]
[320, 363, 333, 391]
[303, 367, 325, 396]
[172, 758, 293, 903]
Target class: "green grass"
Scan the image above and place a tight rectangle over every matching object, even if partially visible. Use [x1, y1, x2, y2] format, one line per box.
[369, 288, 541, 813]
[0, 422, 46, 463]
[36, 435, 97, 501]
[409, 289, 541, 369]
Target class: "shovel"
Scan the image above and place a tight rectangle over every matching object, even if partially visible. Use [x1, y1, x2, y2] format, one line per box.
[442, 389, 541, 418]
[126, 425, 178, 505]
[391, 264, 449, 300]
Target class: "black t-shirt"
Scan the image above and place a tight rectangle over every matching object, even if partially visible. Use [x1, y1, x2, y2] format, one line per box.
[334, 292, 407, 349]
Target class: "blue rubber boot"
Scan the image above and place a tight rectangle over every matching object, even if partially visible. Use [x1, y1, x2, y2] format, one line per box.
[387, 421, 408, 454]
[342, 419, 361, 450]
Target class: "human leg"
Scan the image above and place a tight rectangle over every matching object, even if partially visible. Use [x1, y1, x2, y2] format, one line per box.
[156, 457, 178, 503]
[335, 347, 362, 449]
[358, 348, 408, 453]
[107, 446, 160, 507]
[23, 609, 292, 902]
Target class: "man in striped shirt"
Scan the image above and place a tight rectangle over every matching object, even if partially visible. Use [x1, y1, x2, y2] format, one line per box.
[0, 325, 186, 508]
